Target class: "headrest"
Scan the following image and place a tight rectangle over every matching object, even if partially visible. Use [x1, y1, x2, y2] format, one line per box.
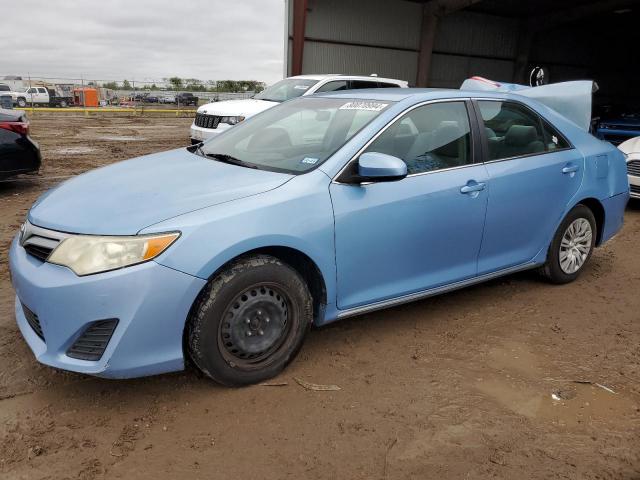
[433, 122, 463, 158]
[505, 125, 537, 147]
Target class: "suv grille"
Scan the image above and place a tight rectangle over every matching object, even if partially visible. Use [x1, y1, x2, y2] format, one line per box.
[195, 113, 221, 129]
[22, 303, 44, 341]
[67, 319, 118, 361]
[20, 222, 69, 262]
[627, 160, 640, 177]
[630, 184, 640, 195]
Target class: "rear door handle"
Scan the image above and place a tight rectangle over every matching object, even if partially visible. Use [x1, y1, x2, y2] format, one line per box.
[460, 182, 486, 194]
[562, 164, 579, 174]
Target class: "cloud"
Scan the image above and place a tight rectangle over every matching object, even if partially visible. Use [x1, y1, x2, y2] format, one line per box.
[1, 0, 286, 85]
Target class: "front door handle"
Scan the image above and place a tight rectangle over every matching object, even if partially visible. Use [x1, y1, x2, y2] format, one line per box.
[562, 164, 579, 174]
[460, 182, 486, 194]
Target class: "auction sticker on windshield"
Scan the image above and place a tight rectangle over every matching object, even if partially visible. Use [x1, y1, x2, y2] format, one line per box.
[339, 101, 388, 111]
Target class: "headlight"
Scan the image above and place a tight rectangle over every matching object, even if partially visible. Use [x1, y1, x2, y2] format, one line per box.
[219, 116, 245, 125]
[48, 232, 179, 276]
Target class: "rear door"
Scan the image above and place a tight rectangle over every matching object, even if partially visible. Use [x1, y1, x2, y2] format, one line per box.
[474, 99, 583, 273]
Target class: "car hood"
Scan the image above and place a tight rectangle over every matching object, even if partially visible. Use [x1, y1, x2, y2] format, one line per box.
[28, 148, 292, 235]
[619, 136, 640, 154]
[197, 98, 277, 118]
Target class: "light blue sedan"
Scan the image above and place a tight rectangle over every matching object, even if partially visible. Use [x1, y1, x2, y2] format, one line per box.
[9, 88, 629, 385]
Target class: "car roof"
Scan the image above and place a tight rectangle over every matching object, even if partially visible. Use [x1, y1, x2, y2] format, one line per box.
[290, 74, 406, 84]
[312, 87, 524, 103]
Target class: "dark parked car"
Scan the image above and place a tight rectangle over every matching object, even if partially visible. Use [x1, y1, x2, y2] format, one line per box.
[0, 108, 41, 179]
[175, 92, 198, 106]
[145, 95, 159, 103]
[596, 112, 640, 145]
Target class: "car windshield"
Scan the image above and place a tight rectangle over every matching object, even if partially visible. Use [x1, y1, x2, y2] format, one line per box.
[198, 97, 393, 174]
[254, 78, 319, 102]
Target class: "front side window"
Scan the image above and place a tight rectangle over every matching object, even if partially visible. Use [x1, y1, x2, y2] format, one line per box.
[364, 101, 472, 175]
[314, 80, 349, 93]
[254, 78, 319, 102]
[478, 101, 546, 160]
[200, 97, 393, 174]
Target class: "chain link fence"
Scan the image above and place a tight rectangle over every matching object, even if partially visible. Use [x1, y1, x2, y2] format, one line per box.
[0, 74, 260, 110]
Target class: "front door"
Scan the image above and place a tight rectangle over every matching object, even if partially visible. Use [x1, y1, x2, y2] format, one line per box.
[330, 101, 489, 310]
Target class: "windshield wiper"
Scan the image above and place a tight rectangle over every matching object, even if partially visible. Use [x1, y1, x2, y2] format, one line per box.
[205, 153, 259, 169]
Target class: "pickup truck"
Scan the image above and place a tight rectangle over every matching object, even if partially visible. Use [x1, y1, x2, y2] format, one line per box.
[10, 87, 73, 108]
[175, 92, 198, 106]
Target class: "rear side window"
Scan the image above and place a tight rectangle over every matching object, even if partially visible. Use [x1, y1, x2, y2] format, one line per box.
[349, 80, 380, 90]
[37, 87, 47, 93]
[541, 119, 570, 150]
[376, 82, 401, 88]
[0, 84, 10, 91]
[478, 101, 545, 161]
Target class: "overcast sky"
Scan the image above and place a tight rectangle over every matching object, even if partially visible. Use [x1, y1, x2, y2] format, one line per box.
[1, 0, 287, 85]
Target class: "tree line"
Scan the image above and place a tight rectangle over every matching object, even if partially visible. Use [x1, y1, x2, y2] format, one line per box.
[101, 77, 266, 93]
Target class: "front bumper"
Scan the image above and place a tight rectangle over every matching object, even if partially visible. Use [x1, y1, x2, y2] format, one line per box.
[9, 235, 206, 378]
[190, 123, 230, 142]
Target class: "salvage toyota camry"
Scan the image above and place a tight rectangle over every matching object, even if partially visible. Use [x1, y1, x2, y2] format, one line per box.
[9, 83, 629, 386]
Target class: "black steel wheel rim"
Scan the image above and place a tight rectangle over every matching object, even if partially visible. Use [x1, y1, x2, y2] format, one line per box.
[218, 283, 291, 367]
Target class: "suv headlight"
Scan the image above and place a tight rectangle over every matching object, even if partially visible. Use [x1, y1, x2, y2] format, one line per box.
[220, 116, 245, 125]
[48, 232, 179, 276]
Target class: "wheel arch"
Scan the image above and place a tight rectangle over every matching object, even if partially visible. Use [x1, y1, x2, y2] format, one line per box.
[182, 246, 329, 359]
[574, 197, 605, 245]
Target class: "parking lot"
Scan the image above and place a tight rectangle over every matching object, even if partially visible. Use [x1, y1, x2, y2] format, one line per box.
[0, 113, 638, 479]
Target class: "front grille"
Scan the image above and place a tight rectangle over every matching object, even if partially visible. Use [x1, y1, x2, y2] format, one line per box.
[195, 113, 221, 129]
[20, 222, 68, 262]
[22, 303, 44, 341]
[630, 184, 640, 195]
[67, 319, 118, 361]
[627, 160, 640, 177]
[24, 243, 54, 261]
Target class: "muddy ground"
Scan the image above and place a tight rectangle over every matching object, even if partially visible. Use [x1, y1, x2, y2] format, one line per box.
[0, 113, 638, 479]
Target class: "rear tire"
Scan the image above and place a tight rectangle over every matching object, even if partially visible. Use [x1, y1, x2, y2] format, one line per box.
[540, 204, 596, 284]
[59, 99, 68, 108]
[187, 255, 313, 386]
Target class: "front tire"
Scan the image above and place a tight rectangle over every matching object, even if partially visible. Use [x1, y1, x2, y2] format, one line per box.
[187, 255, 313, 386]
[540, 204, 596, 284]
[17, 97, 27, 108]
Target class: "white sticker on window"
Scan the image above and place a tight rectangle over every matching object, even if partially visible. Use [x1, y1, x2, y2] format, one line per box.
[294, 85, 310, 90]
[301, 157, 319, 165]
[552, 135, 558, 144]
[339, 101, 388, 112]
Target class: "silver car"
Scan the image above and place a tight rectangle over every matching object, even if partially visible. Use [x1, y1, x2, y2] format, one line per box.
[619, 136, 640, 198]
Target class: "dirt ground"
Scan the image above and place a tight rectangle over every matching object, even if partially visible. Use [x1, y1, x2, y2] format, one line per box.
[1, 113, 639, 480]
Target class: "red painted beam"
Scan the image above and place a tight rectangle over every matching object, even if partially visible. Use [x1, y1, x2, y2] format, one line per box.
[291, 0, 308, 76]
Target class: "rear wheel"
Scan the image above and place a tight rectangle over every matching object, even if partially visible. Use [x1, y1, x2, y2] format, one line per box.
[187, 255, 312, 386]
[59, 99, 68, 108]
[540, 204, 596, 284]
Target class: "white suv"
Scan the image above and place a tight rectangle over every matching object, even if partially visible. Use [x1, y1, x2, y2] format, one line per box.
[190, 74, 408, 143]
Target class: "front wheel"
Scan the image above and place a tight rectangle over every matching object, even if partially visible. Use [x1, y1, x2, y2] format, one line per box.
[540, 204, 596, 284]
[17, 97, 27, 108]
[187, 255, 313, 386]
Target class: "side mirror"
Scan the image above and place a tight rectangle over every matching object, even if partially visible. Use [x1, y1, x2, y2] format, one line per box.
[339, 152, 407, 184]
